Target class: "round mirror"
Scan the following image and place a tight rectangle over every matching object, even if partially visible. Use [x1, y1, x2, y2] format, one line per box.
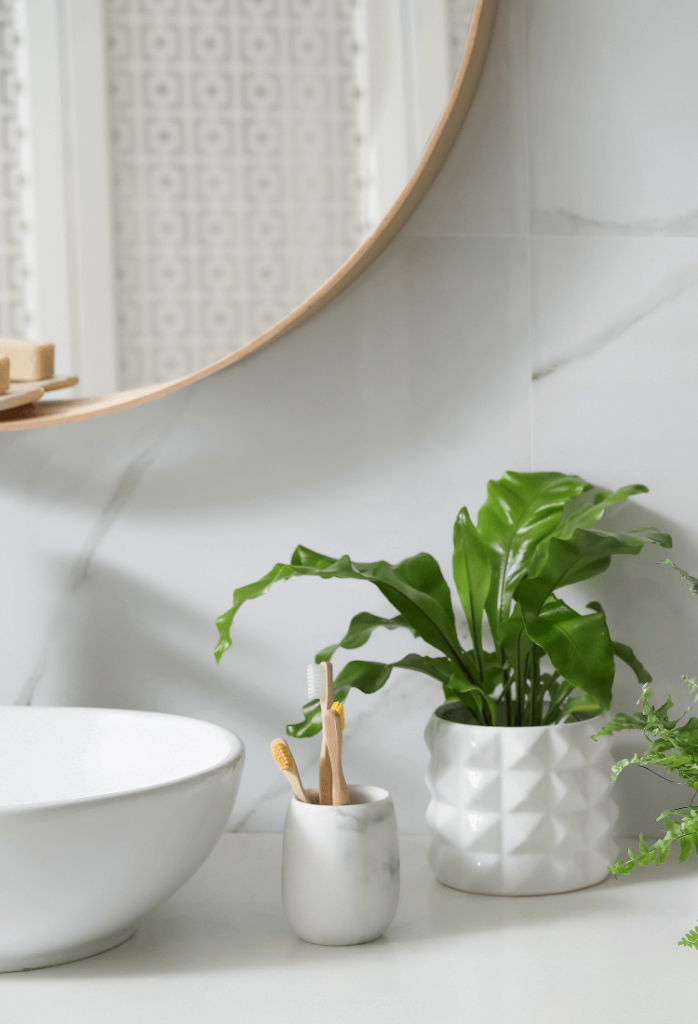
[0, 0, 495, 429]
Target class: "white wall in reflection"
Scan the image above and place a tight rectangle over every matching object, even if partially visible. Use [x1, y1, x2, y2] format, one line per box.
[1, 0, 476, 394]
[106, 0, 476, 389]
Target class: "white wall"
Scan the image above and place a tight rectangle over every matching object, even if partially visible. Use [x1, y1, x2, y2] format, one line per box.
[2, 0, 697, 838]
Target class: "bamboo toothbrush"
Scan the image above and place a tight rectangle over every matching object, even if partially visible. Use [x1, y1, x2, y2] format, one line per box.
[327, 705, 350, 806]
[308, 662, 334, 804]
[331, 700, 345, 730]
[270, 738, 309, 803]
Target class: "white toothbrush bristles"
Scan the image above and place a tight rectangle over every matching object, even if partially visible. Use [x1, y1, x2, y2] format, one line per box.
[307, 663, 324, 702]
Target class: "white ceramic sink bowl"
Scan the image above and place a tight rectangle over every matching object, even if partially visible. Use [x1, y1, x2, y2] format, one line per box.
[0, 706, 244, 972]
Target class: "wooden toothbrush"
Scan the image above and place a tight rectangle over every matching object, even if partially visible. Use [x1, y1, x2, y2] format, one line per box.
[308, 662, 334, 805]
[270, 738, 309, 803]
[327, 704, 350, 806]
[330, 700, 345, 731]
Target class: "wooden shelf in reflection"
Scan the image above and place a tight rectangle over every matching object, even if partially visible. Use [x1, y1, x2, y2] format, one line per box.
[0, 384, 46, 415]
[0, 374, 81, 421]
[36, 375, 80, 393]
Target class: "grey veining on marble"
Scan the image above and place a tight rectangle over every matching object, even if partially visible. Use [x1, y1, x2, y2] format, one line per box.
[532, 207, 698, 239]
[14, 395, 190, 706]
[532, 271, 698, 380]
[527, 0, 698, 240]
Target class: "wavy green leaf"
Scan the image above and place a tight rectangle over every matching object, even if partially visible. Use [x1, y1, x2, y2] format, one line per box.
[556, 484, 649, 539]
[477, 471, 592, 631]
[585, 600, 653, 686]
[445, 679, 498, 725]
[497, 604, 535, 689]
[521, 602, 615, 711]
[315, 612, 416, 663]
[286, 653, 480, 737]
[215, 545, 469, 676]
[298, 547, 464, 667]
[527, 484, 651, 578]
[611, 640, 652, 686]
[215, 562, 299, 663]
[452, 507, 492, 666]
[559, 694, 603, 718]
[515, 526, 672, 615]
[479, 648, 506, 694]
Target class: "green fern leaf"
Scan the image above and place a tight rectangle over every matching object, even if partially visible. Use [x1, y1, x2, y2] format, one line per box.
[678, 922, 698, 950]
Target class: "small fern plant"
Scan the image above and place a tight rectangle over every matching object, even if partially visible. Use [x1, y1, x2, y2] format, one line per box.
[595, 561, 698, 951]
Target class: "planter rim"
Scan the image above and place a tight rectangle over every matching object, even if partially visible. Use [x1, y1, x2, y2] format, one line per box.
[431, 701, 609, 732]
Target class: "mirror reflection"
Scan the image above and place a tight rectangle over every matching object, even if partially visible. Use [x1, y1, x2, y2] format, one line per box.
[0, 1, 477, 399]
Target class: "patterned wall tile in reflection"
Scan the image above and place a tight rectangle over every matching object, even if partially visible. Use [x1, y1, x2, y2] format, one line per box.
[106, 0, 365, 389]
[0, 0, 34, 339]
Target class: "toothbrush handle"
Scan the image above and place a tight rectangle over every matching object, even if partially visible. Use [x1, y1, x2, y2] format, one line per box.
[328, 709, 350, 806]
[283, 769, 309, 803]
[319, 728, 333, 804]
[322, 661, 334, 706]
[318, 661, 335, 805]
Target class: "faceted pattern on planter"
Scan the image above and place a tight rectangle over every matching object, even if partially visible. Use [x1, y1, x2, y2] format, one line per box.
[424, 711, 618, 895]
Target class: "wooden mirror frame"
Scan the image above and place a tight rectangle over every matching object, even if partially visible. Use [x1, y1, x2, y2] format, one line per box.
[0, 0, 497, 433]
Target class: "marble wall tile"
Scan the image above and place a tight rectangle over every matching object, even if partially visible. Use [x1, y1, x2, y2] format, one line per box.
[0, 233, 531, 833]
[404, 0, 529, 238]
[4, 0, 696, 847]
[528, 0, 698, 236]
[527, 2, 698, 835]
[531, 236, 698, 382]
[531, 234, 698, 834]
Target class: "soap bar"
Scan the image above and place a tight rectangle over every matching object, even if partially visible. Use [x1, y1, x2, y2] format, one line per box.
[0, 337, 55, 381]
[0, 356, 8, 394]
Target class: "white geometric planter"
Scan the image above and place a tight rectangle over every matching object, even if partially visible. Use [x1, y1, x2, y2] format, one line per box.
[425, 703, 618, 896]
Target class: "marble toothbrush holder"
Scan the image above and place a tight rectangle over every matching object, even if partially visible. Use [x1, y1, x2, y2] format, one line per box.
[281, 785, 400, 946]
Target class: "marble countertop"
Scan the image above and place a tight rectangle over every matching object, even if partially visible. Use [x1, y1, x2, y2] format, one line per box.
[3, 835, 697, 1022]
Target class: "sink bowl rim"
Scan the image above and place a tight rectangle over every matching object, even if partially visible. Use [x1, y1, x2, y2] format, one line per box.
[0, 705, 244, 816]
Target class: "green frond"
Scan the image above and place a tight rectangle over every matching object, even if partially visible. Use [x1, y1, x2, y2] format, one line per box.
[678, 923, 698, 950]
